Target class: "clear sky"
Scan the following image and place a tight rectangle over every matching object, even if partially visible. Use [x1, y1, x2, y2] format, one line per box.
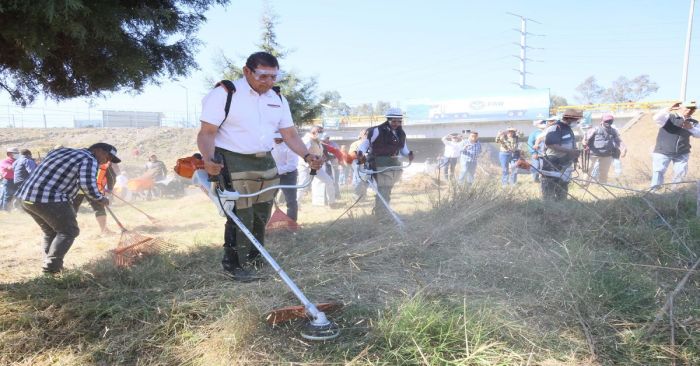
[1, 0, 699, 127]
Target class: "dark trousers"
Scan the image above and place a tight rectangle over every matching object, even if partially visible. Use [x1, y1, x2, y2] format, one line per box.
[278, 169, 298, 221]
[22, 201, 80, 272]
[224, 201, 273, 263]
[218, 148, 278, 269]
[442, 157, 458, 179]
[72, 193, 106, 217]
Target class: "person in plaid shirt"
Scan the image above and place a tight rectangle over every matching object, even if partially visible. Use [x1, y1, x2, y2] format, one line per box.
[17, 143, 120, 274]
[458, 132, 483, 185]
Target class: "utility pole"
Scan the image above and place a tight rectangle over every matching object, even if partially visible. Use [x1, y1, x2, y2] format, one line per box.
[507, 12, 543, 89]
[680, 0, 696, 101]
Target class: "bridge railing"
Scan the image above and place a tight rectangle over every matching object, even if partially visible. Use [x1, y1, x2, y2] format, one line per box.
[310, 115, 386, 128]
[552, 100, 675, 116]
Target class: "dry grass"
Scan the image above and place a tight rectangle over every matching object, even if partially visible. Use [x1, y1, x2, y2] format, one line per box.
[1, 118, 699, 364]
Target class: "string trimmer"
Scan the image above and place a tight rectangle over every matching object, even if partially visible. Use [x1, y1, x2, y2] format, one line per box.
[358, 161, 411, 229]
[189, 164, 341, 341]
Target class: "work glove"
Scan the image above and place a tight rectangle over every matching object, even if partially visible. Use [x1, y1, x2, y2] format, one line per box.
[356, 151, 367, 165]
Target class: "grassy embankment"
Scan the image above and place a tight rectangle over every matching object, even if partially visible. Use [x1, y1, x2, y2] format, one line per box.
[1, 176, 699, 365]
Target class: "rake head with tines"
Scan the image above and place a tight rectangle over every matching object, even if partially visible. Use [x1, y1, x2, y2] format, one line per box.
[265, 206, 300, 232]
[105, 206, 172, 268]
[112, 231, 173, 268]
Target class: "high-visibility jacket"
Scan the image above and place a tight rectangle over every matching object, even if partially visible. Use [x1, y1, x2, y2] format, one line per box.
[96, 162, 112, 193]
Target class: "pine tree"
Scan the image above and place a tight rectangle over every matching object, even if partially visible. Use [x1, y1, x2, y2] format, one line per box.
[218, 3, 321, 126]
[0, 0, 228, 106]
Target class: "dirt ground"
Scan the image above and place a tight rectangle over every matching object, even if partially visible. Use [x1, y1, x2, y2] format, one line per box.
[1, 111, 697, 281]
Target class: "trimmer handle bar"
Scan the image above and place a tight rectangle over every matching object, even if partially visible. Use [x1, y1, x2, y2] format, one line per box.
[358, 161, 411, 175]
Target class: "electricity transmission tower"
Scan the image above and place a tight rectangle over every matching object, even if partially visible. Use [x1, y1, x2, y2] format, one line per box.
[507, 12, 543, 89]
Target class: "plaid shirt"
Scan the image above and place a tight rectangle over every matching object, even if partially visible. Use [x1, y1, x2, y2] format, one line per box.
[461, 141, 482, 161]
[17, 148, 103, 203]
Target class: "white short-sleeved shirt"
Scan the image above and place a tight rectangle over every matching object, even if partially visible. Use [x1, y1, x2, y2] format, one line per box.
[442, 138, 464, 158]
[271, 142, 299, 174]
[199, 78, 294, 154]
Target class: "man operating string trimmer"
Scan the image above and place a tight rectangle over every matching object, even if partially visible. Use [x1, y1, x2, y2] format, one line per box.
[356, 108, 415, 219]
[197, 51, 322, 282]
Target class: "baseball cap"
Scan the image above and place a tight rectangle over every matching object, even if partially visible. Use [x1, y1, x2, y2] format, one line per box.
[6, 147, 20, 154]
[89, 143, 121, 163]
[273, 131, 283, 139]
[601, 113, 614, 122]
[546, 115, 558, 121]
[682, 100, 697, 109]
[532, 119, 546, 127]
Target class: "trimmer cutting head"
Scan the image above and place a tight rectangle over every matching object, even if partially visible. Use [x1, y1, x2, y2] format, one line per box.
[300, 319, 340, 341]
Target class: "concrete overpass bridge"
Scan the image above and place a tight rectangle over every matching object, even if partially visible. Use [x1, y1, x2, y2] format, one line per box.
[319, 112, 640, 141]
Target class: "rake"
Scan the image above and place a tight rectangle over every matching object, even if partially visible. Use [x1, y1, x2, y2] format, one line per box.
[111, 193, 159, 224]
[105, 206, 172, 268]
[265, 200, 300, 232]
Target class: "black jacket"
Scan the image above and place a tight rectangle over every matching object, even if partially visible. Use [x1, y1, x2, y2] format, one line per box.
[654, 114, 698, 155]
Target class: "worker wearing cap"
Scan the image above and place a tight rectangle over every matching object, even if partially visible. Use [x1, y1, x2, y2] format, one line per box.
[0, 147, 19, 211]
[583, 113, 626, 184]
[650, 101, 700, 189]
[12, 149, 37, 193]
[495, 128, 520, 186]
[17, 143, 117, 274]
[357, 108, 414, 217]
[72, 160, 118, 235]
[540, 109, 582, 200]
[528, 120, 547, 183]
[197, 51, 322, 281]
[297, 125, 337, 206]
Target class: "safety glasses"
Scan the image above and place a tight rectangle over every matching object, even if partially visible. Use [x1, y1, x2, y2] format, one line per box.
[251, 68, 284, 82]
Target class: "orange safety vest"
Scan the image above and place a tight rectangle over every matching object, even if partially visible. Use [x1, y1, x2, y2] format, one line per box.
[96, 162, 110, 193]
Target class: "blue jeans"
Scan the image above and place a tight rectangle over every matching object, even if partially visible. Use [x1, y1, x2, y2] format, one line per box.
[498, 152, 517, 185]
[651, 152, 689, 188]
[530, 158, 540, 182]
[458, 156, 478, 184]
[0, 179, 17, 211]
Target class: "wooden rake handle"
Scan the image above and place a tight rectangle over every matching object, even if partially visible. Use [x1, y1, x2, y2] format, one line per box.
[105, 206, 128, 232]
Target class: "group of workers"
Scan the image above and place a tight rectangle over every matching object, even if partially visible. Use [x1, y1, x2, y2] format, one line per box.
[0, 148, 37, 211]
[6, 50, 698, 280]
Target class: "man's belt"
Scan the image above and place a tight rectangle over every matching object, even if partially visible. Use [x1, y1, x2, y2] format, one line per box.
[221, 150, 270, 158]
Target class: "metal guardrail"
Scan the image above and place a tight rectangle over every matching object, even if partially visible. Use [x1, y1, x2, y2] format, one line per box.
[311, 115, 386, 127]
[552, 100, 675, 115]
[313, 100, 675, 128]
